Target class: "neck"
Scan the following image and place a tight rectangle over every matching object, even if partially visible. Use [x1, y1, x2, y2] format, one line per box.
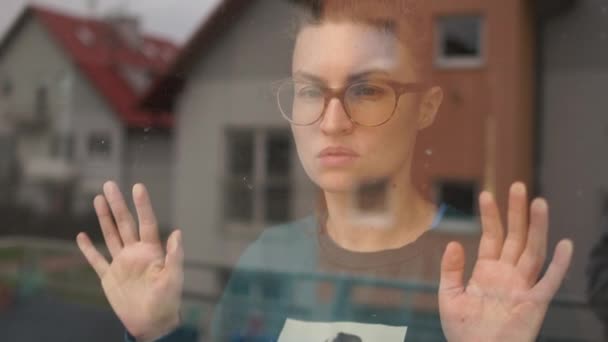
[323, 177, 436, 253]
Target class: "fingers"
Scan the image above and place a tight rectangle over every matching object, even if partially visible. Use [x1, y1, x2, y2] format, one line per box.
[477, 191, 504, 260]
[516, 198, 549, 286]
[94, 194, 123, 259]
[164, 229, 184, 278]
[439, 241, 466, 298]
[76, 232, 110, 279]
[500, 182, 528, 264]
[133, 184, 161, 245]
[532, 239, 573, 300]
[103, 181, 138, 245]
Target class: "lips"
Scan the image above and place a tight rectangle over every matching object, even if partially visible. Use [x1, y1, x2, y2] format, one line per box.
[317, 146, 359, 166]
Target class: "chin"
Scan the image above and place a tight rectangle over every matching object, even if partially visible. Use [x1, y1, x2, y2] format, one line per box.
[311, 171, 361, 193]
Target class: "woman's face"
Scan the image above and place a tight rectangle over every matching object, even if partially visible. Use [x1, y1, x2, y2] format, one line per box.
[291, 21, 442, 193]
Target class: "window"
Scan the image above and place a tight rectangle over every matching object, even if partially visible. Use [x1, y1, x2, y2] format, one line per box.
[142, 43, 159, 59]
[88, 132, 111, 158]
[76, 26, 96, 46]
[436, 15, 484, 68]
[223, 128, 292, 231]
[51, 133, 75, 161]
[35, 86, 48, 120]
[434, 180, 478, 233]
[436, 180, 476, 217]
[1, 78, 12, 97]
[120, 66, 152, 94]
[0, 135, 15, 181]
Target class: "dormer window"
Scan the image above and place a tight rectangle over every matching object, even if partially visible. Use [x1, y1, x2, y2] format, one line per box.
[143, 43, 159, 59]
[120, 65, 151, 94]
[76, 26, 95, 46]
[161, 49, 174, 62]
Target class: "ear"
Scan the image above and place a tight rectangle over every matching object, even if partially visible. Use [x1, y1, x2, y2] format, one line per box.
[417, 86, 443, 130]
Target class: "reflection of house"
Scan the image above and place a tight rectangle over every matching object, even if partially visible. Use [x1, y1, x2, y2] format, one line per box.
[0, 5, 177, 227]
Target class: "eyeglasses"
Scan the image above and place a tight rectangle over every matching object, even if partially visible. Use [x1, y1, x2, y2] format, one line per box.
[276, 78, 428, 127]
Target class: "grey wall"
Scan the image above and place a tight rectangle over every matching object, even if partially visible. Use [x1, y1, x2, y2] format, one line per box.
[541, 0, 608, 295]
[540, 0, 608, 339]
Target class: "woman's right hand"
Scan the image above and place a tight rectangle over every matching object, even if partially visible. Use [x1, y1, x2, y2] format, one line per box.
[76, 181, 184, 342]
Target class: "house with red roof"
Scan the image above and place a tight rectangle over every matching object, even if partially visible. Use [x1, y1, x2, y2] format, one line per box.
[0, 4, 178, 228]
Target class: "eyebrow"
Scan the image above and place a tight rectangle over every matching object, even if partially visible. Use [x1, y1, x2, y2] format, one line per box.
[293, 69, 393, 85]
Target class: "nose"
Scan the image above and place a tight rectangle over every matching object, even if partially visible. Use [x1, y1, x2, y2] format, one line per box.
[319, 97, 354, 135]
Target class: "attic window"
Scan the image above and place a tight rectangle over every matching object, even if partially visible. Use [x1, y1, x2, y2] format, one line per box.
[76, 27, 95, 46]
[162, 49, 174, 61]
[120, 65, 151, 94]
[143, 43, 159, 58]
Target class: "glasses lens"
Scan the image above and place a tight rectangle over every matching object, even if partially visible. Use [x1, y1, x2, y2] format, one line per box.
[345, 82, 397, 126]
[277, 80, 324, 125]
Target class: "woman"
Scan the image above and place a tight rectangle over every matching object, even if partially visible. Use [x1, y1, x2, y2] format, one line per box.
[76, 1, 573, 341]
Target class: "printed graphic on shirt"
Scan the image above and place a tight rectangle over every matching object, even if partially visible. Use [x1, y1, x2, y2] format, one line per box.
[278, 319, 407, 341]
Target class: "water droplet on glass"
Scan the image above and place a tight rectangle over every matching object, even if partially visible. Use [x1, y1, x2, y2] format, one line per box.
[576, 190, 583, 198]
[425, 149, 433, 156]
[100, 140, 105, 145]
[243, 176, 254, 190]
[144, 127, 151, 133]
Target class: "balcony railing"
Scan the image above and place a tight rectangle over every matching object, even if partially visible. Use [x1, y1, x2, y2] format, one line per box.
[0, 236, 600, 341]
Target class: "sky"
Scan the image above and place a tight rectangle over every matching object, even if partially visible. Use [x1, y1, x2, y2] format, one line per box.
[0, 0, 222, 44]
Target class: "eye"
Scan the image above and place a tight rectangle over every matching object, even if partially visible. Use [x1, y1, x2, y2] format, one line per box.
[349, 84, 387, 99]
[296, 85, 323, 99]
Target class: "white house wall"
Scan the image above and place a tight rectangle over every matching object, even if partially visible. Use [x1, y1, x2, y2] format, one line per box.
[0, 18, 71, 165]
[173, 0, 316, 279]
[124, 129, 174, 230]
[0, 15, 125, 215]
[70, 61, 124, 215]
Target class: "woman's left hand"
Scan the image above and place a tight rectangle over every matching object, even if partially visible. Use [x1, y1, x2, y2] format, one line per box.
[438, 182, 573, 342]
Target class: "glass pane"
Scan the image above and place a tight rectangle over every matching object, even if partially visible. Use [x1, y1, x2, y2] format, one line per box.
[226, 130, 254, 177]
[1, 0, 601, 341]
[436, 180, 476, 217]
[224, 179, 253, 222]
[439, 15, 482, 58]
[264, 183, 290, 224]
[265, 130, 291, 177]
[88, 132, 111, 157]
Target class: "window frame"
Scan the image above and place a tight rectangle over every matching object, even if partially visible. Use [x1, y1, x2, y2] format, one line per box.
[435, 13, 486, 69]
[222, 126, 293, 235]
[87, 131, 112, 159]
[433, 178, 480, 234]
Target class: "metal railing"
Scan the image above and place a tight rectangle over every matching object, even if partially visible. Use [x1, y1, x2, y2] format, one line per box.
[0, 236, 601, 341]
